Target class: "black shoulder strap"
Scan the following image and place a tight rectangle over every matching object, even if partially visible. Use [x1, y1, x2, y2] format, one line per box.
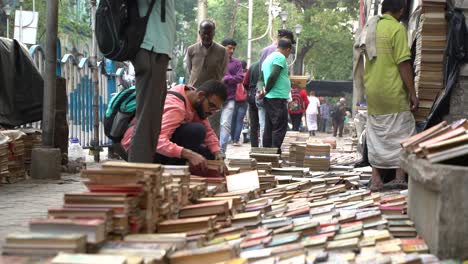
[145, 0, 164, 22]
[167, 90, 187, 108]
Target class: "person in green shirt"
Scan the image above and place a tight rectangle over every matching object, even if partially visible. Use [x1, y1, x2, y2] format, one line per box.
[128, 0, 176, 163]
[257, 39, 293, 152]
[364, 0, 419, 191]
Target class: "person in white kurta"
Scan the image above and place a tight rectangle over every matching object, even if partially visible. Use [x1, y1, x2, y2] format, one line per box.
[306, 91, 321, 136]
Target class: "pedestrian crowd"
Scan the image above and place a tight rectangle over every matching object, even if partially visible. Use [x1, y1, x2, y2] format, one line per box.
[113, 0, 418, 185]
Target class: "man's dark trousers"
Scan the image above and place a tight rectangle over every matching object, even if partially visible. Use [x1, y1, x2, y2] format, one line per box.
[290, 113, 302, 131]
[333, 118, 344, 137]
[263, 98, 288, 151]
[154, 123, 214, 165]
[248, 102, 260, 147]
[129, 50, 169, 163]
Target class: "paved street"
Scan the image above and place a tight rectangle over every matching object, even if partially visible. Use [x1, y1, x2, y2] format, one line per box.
[0, 132, 347, 247]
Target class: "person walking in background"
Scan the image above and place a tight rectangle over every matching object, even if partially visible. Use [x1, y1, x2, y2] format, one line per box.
[219, 39, 244, 156]
[299, 88, 309, 131]
[184, 20, 229, 137]
[319, 98, 331, 132]
[231, 61, 249, 146]
[332, 98, 347, 137]
[306, 90, 320, 136]
[128, 0, 175, 163]
[257, 39, 293, 151]
[244, 61, 261, 147]
[288, 82, 308, 131]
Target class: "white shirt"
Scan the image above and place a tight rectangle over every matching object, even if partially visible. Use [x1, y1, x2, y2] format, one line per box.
[306, 96, 321, 115]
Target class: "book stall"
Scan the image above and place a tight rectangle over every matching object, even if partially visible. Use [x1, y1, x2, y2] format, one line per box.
[0, 136, 445, 263]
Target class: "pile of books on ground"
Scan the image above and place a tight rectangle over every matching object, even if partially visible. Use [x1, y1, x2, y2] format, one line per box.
[304, 144, 331, 171]
[0, 133, 8, 183]
[401, 119, 468, 164]
[2, 130, 26, 183]
[1, 159, 442, 263]
[280, 131, 299, 161]
[228, 158, 257, 173]
[413, 0, 447, 121]
[20, 128, 42, 176]
[250, 148, 280, 168]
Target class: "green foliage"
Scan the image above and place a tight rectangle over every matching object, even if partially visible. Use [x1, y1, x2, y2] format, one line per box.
[18, 0, 91, 54]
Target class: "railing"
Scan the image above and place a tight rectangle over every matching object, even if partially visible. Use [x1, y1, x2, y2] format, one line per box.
[28, 44, 124, 148]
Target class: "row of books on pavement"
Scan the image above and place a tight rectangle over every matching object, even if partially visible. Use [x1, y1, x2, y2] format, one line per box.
[0, 152, 441, 264]
[0, 129, 42, 184]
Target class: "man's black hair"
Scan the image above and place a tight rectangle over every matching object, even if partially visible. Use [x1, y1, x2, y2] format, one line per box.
[277, 38, 292, 50]
[198, 80, 228, 102]
[199, 19, 216, 30]
[381, 0, 406, 14]
[241, 60, 247, 70]
[221, 38, 237, 47]
[277, 29, 296, 44]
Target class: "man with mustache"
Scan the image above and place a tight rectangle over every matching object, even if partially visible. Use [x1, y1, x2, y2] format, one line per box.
[121, 80, 227, 172]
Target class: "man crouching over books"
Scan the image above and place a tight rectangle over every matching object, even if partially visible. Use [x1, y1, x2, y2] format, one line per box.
[121, 80, 227, 175]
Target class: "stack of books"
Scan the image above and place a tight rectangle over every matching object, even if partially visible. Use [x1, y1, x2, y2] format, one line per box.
[293, 143, 307, 167]
[256, 162, 272, 175]
[250, 153, 280, 168]
[188, 160, 226, 178]
[270, 167, 307, 178]
[288, 143, 297, 166]
[63, 192, 140, 236]
[102, 162, 163, 233]
[2, 130, 26, 183]
[228, 158, 257, 173]
[0, 133, 8, 183]
[281, 131, 299, 161]
[250, 147, 279, 154]
[29, 219, 106, 244]
[179, 200, 231, 224]
[400, 119, 468, 163]
[413, 0, 447, 121]
[2, 233, 87, 256]
[304, 144, 331, 171]
[20, 128, 42, 176]
[162, 165, 191, 205]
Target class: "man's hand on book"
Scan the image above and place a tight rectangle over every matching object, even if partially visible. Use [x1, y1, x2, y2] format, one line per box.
[182, 149, 207, 173]
[410, 94, 419, 112]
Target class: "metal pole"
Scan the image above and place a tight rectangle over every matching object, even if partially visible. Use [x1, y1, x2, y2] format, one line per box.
[247, 0, 253, 68]
[91, 0, 100, 162]
[6, 17, 9, 39]
[19, 2, 23, 42]
[42, 0, 59, 147]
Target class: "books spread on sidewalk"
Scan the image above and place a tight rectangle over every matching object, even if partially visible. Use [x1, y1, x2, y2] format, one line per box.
[401, 119, 468, 163]
[1, 154, 440, 263]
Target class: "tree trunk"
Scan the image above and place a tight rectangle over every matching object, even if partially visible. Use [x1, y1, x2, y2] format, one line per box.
[229, 0, 241, 38]
[293, 45, 312, 76]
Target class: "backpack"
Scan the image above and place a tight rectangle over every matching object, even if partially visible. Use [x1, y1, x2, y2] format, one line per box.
[104, 87, 137, 142]
[95, 0, 164, 62]
[288, 89, 305, 113]
[104, 88, 186, 142]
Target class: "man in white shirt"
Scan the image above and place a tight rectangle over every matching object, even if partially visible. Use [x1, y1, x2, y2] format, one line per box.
[306, 91, 321, 136]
